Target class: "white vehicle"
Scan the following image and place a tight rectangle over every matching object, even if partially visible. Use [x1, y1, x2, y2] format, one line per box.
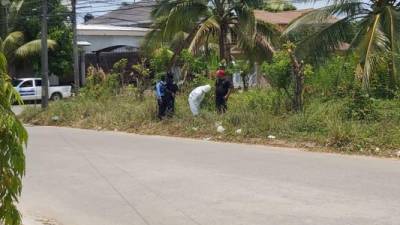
[12, 78, 72, 101]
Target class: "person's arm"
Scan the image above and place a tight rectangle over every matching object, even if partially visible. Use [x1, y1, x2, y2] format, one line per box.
[224, 81, 233, 100]
[224, 89, 231, 100]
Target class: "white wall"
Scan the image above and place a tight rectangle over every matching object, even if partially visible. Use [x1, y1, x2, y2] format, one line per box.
[78, 35, 144, 52]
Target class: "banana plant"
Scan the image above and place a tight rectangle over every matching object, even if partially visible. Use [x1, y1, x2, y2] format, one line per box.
[0, 51, 27, 225]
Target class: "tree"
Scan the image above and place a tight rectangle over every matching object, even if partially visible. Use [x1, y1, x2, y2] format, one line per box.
[0, 0, 23, 38]
[48, 27, 73, 79]
[148, 0, 277, 66]
[0, 31, 57, 76]
[0, 52, 27, 225]
[262, 0, 296, 12]
[11, 0, 72, 77]
[262, 42, 313, 111]
[132, 59, 151, 100]
[284, 0, 400, 89]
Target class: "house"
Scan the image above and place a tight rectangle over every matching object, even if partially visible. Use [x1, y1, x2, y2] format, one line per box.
[84, 0, 155, 28]
[77, 24, 150, 53]
[77, 0, 156, 73]
[254, 9, 314, 30]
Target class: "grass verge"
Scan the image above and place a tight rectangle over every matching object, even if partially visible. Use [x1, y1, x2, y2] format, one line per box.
[19, 89, 400, 157]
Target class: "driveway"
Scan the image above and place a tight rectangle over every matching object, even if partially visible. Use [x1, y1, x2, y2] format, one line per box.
[21, 126, 400, 225]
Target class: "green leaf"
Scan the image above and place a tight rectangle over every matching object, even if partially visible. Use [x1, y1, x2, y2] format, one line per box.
[15, 39, 57, 58]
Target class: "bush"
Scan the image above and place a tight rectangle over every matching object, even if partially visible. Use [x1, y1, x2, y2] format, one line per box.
[261, 51, 292, 93]
[308, 55, 357, 98]
[81, 66, 120, 99]
[344, 90, 378, 121]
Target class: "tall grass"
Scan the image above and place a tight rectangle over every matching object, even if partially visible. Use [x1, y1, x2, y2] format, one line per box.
[20, 87, 400, 157]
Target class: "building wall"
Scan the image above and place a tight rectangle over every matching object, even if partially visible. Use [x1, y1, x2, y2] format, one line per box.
[78, 35, 145, 52]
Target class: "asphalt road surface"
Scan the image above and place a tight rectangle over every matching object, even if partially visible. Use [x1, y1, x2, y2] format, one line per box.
[21, 126, 400, 225]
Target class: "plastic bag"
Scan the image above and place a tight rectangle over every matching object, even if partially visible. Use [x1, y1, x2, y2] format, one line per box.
[188, 85, 211, 116]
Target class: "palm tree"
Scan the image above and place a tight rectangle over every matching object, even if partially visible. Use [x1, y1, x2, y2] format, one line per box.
[284, 0, 400, 89]
[148, 0, 278, 65]
[0, 31, 57, 75]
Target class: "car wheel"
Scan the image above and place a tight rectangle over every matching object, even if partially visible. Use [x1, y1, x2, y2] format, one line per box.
[51, 93, 62, 101]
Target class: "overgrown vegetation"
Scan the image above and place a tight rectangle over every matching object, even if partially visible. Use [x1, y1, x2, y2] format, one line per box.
[20, 56, 400, 157]
[17, 0, 400, 159]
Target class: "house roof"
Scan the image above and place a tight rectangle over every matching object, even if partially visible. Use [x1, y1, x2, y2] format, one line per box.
[254, 9, 314, 25]
[86, 0, 156, 28]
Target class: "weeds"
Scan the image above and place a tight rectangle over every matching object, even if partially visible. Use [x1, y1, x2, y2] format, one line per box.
[20, 87, 400, 157]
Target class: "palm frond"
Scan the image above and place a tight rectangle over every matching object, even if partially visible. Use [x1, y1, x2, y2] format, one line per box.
[188, 16, 220, 53]
[141, 16, 170, 53]
[1, 31, 25, 60]
[234, 20, 278, 62]
[355, 14, 389, 88]
[231, 3, 256, 38]
[162, 0, 209, 39]
[294, 16, 354, 60]
[15, 39, 57, 58]
[170, 31, 189, 51]
[284, 1, 367, 35]
[256, 20, 281, 47]
[380, 6, 400, 84]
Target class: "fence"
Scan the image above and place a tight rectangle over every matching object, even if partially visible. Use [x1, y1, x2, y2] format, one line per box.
[84, 51, 141, 73]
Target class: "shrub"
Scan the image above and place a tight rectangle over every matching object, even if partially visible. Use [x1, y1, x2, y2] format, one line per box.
[81, 65, 120, 99]
[344, 90, 378, 121]
[308, 55, 357, 98]
[150, 47, 173, 78]
[132, 59, 152, 100]
[262, 51, 292, 94]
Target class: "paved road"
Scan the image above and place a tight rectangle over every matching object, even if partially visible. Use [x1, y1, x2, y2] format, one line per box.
[21, 126, 400, 225]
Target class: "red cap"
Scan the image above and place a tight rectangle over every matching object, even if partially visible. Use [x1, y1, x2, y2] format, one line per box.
[216, 70, 225, 78]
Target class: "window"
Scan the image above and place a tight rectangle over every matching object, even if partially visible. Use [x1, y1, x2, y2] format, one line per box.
[20, 80, 33, 88]
[35, 80, 42, 87]
[12, 79, 22, 87]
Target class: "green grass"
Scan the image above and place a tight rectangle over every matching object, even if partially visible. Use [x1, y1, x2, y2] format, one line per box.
[20, 88, 400, 157]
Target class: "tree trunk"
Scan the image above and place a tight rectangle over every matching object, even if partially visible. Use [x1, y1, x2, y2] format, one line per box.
[0, 6, 8, 39]
[219, 22, 231, 63]
[387, 56, 397, 91]
[219, 24, 227, 62]
[289, 52, 304, 111]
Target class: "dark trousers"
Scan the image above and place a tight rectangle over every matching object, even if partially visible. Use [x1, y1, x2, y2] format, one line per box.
[157, 97, 167, 119]
[216, 96, 227, 113]
[165, 97, 175, 117]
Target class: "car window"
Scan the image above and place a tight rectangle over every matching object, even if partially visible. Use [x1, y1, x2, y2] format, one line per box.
[35, 80, 42, 87]
[12, 79, 22, 87]
[20, 80, 33, 88]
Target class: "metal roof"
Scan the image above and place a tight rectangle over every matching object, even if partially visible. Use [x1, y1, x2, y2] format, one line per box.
[85, 0, 156, 28]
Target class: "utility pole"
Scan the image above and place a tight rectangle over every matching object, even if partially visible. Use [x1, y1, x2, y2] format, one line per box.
[0, 0, 10, 39]
[72, 0, 80, 91]
[41, 0, 49, 108]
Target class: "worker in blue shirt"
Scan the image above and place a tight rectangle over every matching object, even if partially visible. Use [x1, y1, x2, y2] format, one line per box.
[155, 75, 167, 119]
